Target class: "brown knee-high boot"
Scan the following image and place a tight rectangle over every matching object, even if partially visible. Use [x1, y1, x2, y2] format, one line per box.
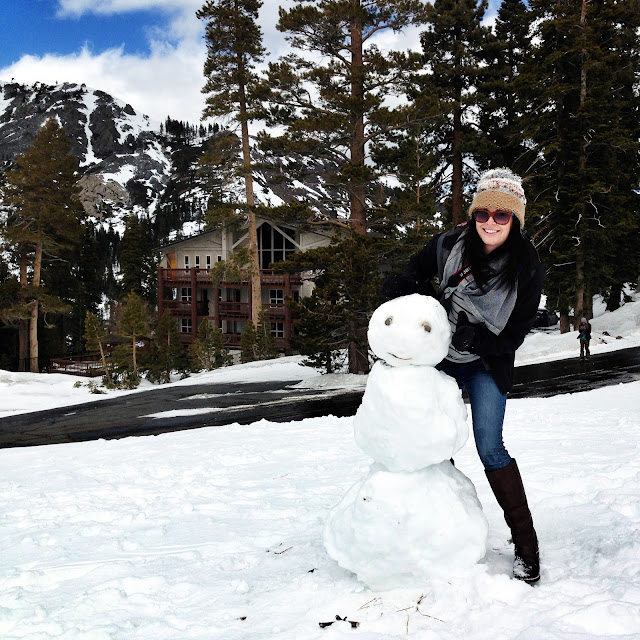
[485, 459, 540, 584]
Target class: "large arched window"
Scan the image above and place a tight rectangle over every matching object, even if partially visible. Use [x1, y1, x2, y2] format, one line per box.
[257, 223, 296, 269]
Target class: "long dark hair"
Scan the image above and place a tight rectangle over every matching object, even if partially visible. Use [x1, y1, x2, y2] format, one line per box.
[463, 216, 528, 291]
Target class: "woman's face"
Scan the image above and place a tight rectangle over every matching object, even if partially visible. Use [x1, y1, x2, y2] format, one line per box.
[473, 208, 513, 254]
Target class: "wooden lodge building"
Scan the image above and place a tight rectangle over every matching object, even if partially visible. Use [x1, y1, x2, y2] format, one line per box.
[157, 219, 335, 351]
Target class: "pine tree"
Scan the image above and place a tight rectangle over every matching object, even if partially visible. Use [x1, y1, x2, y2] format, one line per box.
[119, 214, 156, 300]
[197, 0, 267, 328]
[146, 310, 190, 383]
[83, 311, 112, 386]
[477, 0, 532, 171]
[116, 292, 150, 383]
[255, 309, 278, 360]
[240, 320, 258, 363]
[189, 318, 231, 370]
[418, 0, 494, 225]
[263, 0, 426, 373]
[0, 119, 85, 371]
[263, 0, 426, 234]
[519, 0, 640, 330]
[277, 234, 383, 373]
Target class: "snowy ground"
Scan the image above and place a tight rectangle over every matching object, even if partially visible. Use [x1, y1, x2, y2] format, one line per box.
[1, 296, 640, 639]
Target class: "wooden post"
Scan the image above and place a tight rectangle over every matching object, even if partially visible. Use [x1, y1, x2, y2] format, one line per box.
[157, 267, 164, 322]
[191, 267, 197, 342]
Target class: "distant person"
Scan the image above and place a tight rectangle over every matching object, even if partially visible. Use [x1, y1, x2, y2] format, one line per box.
[578, 317, 591, 359]
[381, 168, 545, 584]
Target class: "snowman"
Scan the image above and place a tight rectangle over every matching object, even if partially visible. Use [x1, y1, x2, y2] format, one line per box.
[324, 294, 488, 589]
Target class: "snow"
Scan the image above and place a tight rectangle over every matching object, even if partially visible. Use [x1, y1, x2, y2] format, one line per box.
[1, 296, 640, 638]
[101, 164, 137, 187]
[79, 90, 100, 167]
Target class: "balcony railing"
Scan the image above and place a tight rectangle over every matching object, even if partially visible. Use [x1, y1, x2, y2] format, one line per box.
[218, 302, 250, 318]
[159, 268, 302, 288]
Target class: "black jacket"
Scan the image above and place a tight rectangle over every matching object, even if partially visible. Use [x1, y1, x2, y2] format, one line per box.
[382, 224, 545, 394]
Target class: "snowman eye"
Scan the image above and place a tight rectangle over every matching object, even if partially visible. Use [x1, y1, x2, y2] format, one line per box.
[385, 317, 393, 326]
[422, 322, 431, 332]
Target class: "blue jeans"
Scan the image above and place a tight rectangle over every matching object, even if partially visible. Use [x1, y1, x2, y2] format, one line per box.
[437, 359, 511, 472]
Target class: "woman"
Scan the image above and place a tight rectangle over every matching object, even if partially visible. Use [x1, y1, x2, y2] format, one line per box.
[381, 168, 545, 584]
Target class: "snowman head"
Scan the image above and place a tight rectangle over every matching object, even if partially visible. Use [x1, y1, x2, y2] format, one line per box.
[368, 294, 451, 367]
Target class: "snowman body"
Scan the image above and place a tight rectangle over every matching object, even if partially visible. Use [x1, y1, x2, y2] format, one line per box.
[324, 294, 488, 588]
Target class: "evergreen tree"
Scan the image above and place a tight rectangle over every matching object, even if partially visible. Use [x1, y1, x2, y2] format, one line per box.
[519, 0, 640, 330]
[119, 214, 156, 300]
[418, 0, 494, 225]
[83, 311, 112, 386]
[116, 292, 150, 383]
[146, 310, 190, 383]
[0, 119, 85, 371]
[477, 0, 532, 171]
[255, 309, 278, 360]
[189, 318, 231, 370]
[263, 0, 426, 235]
[197, 0, 267, 328]
[240, 320, 258, 363]
[276, 234, 383, 374]
[263, 0, 426, 373]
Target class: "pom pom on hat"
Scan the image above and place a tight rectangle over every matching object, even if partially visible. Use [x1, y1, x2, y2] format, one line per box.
[469, 167, 526, 227]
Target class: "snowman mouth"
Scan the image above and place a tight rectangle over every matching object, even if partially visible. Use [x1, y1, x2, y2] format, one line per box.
[389, 353, 411, 361]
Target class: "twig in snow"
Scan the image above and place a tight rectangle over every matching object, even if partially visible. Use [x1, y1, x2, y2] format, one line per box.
[273, 546, 292, 555]
[358, 596, 381, 610]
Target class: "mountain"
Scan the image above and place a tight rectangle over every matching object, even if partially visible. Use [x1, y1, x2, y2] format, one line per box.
[0, 80, 345, 241]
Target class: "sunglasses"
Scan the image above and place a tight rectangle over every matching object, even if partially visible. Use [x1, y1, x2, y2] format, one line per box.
[472, 209, 514, 225]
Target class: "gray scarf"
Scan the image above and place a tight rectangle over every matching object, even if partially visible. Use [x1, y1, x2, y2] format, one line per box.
[441, 230, 517, 335]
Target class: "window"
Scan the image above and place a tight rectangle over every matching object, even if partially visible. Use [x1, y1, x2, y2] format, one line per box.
[181, 287, 191, 302]
[269, 289, 284, 306]
[181, 319, 192, 333]
[217, 255, 223, 262]
[206, 255, 211, 270]
[228, 321, 244, 335]
[271, 322, 284, 338]
[195, 255, 200, 268]
[184, 255, 190, 268]
[257, 223, 296, 269]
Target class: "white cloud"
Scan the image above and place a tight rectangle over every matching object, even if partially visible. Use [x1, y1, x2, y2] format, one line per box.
[0, 42, 208, 125]
[1, 0, 502, 125]
[57, 0, 203, 18]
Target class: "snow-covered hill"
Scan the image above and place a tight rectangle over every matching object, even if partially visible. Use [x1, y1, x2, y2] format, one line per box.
[0, 80, 345, 239]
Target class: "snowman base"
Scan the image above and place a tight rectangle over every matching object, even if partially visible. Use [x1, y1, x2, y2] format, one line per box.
[324, 461, 488, 590]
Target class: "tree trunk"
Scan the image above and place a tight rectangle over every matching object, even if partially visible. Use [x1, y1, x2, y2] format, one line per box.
[451, 104, 464, 226]
[349, 0, 366, 235]
[29, 240, 43, 373]
[18, 246, 28, 371]
[98, 339, 111, 386]
[132, 334, 138, 377]
[348, 321, 369, 375]
[29, 300, 39, 373]
[238, 63, 262, 328]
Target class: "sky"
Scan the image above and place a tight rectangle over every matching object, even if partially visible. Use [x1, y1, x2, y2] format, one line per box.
[0, 0, 500, 126]
[0, 295, 639, 638]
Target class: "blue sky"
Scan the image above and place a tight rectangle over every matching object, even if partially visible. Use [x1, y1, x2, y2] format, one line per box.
[1, 2, 167, 68]
[0, 0, 209, 123]
[1, 0, 500, 125]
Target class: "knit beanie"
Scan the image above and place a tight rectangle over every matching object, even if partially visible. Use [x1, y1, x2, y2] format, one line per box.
[468, 168, 526, 228]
